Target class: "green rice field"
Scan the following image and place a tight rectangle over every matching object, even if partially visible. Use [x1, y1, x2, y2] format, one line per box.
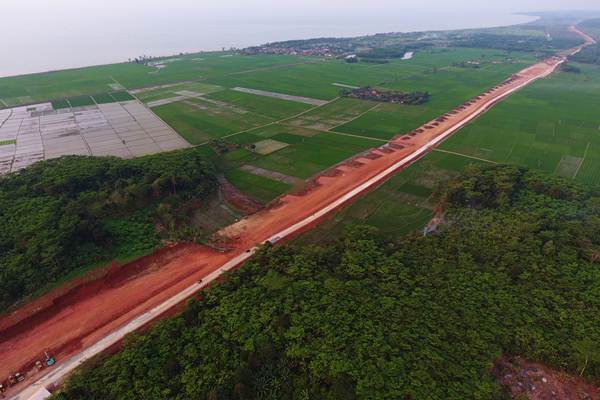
[3, 42, 594, 237]
[440, 62, 600, 186]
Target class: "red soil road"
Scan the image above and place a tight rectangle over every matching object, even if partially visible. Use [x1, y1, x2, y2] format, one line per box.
[3, 28, 592, 397]
[0, 245, 231, 381]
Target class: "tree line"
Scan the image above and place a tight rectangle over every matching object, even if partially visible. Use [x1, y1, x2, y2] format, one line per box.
[52, 165, 600, 399]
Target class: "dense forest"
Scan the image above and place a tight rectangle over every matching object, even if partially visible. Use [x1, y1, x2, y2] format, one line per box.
[52, 165, 600, 399]
[0, 150, 216, 310]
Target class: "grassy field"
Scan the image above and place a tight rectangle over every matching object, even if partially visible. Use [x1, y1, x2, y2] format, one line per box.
[225, 169, 292, 203]
[285, 98, 377, 131]
[134, 82, 225, 103]
[1, 44, 570, 239]
[333, 51, 537, 139]
[296, 150, 491, 244]
[440, 62, 600, 185]
[299, 60, 600, 241]
[68, 95, 96, 107]
[207, 89, 312, 119]
[250, 131, 376, 179]
[0, 53, 305, 107]
[152, 100, 274, 144]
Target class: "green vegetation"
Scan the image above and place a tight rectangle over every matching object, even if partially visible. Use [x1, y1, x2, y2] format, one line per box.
[0, 53, 303, 107]
[91, 93, 117, 104]
[134, 82, 224, 103]
[208, 89, 311, 120]
[51, 99, 71, 109]
[441, 62, 600, 185]
[153, 100, 273, 145]
[53, 165, 600, 399]
[252, 132, 375, 179]
[341, 87, 430, 105]
[0, 150, 217, 310]
[571, 44, 600, 65]
[0, 139, 16, 146]
[109, 91, 135, 102]
[225, 169, 292, 203]
[298, 150, 487, 244]
[451, 32, 582, 53]
[67, 95, 95, 107]
[571, 19, 600, 65]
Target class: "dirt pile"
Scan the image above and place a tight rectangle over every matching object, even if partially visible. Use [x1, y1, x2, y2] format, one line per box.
[495, 357, 599, 400]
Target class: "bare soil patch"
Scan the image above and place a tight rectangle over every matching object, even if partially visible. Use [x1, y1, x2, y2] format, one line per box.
[240, 165, 303, 186]
[494, 357, 599, 400]
[218, 175, 264, 215]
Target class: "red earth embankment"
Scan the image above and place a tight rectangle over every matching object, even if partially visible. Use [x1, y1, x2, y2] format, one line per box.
[0, 244, 231, 381]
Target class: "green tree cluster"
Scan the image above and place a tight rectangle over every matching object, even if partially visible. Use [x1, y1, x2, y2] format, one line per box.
[452, 33, 582, 54]
[0, 150, 216, 310]
[53, 165, 600, 399]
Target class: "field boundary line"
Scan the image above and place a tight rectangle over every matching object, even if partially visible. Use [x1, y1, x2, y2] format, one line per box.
[432, 148, 498, 164]
[573, 142, 591, 179]
[228, 60, 322, 76]
[190, 97, 341, 147]
[328, 102, 381, 131]
[323, 130, 388, 143]
[277, 122, 388, 143]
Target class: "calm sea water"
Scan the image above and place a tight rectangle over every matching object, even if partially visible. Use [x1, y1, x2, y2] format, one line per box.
[0, 9, 535, 78]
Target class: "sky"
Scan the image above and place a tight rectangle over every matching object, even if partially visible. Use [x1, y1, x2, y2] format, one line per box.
[2, 0, 600, 77]
[5, 0, 600, 21]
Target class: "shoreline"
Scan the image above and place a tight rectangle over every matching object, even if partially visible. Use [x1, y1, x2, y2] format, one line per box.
[0, 14, 537, 80]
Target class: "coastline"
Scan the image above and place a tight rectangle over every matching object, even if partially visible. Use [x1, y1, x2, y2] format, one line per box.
[0, 13, 537, 79]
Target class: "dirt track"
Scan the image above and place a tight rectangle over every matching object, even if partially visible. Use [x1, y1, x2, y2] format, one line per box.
[4, 27, 594, 399]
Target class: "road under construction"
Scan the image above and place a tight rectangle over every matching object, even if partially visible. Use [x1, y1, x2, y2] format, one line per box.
[4, 25, 595, 400]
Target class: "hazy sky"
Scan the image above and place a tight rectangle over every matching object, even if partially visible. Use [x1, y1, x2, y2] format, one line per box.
[2, 0, 600, 77]
[5, 0, 600, 21]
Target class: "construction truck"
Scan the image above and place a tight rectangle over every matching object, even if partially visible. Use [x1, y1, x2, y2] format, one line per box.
[45, 352, 55, 366]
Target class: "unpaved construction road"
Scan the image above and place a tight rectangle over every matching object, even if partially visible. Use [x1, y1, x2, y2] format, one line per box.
[5, 26, 595, 400]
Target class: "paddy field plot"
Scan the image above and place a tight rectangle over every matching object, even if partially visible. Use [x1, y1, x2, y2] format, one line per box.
[0, 53, 305, 107]
[207, 89, 312, 119]
[250, 132, 377, 179]
[225, 169, 292, 204]
[152, 98, 274, 144]
[251, 139, 289, 155]
[296, 150, 491, 244]
[285, 98, 377, 131]
[440, 62, 600, 185]
[231, 87, 328, 106]
[0, 100, 189, 174]
[135, 82, 225, 104]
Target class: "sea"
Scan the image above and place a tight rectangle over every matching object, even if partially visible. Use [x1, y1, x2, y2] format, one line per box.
[0, 7, 536, 78]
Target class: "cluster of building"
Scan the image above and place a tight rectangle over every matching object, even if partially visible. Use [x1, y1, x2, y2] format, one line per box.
[241, 44, 343, 57]
[342, 87, 430, 105]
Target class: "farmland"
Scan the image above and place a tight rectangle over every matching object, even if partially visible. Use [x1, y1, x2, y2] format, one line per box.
[0, 35, 585, 235]
[440, 61, 600, 186]
[131, 47, 536, 208]
[296, 150, 491, 244]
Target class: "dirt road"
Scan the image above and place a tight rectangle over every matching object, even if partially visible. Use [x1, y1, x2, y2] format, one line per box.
[6, 27, 593, 400]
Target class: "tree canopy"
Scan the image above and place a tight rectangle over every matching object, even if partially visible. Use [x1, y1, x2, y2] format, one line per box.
[52, 165, 600, 399]
[0, 150, 217, 310]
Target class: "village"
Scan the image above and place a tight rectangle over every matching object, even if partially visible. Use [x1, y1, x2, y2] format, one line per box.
[341, 87, 430, 105]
